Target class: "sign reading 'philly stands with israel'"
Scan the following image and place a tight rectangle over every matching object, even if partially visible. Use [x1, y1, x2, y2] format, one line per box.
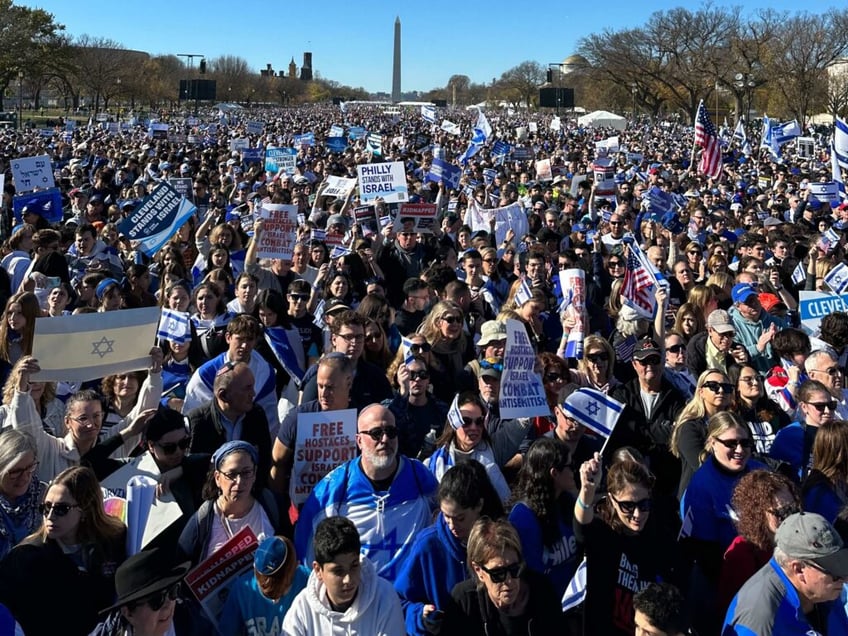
[118, 182, 196, 257]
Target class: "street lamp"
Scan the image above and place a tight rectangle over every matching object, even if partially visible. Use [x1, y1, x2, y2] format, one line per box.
[631, 83, 638, 118]
[115, 78, 121, 115]
[17, 70, 23, 130]
[734, 72, 756, 125]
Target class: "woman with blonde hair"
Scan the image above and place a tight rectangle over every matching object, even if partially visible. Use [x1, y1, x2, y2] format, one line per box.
[567, 335, 618, 394]
[686, 284, 718, 324]
[0, 356, 62, 435]
[0, 466, 126, 635]
[417, 301, 473, 402]
[671, 368, 734, 499]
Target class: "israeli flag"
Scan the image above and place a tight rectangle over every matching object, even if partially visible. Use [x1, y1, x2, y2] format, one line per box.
[329, 124, 344, 137]
[561, 388, 624, 439]
[514, 278, 533, 307]
[825, 262, 848, 294]
[832, 141, 846, 202]
[367, 133, 383, 156]
[562, 557, 588, 612]
[421, 105, 436, 123]
[312, 299, 326, 328]
[156, 308, 190, 344]
[760, 117, 781, 161]
[792, 262, 807, 286]
[401, 336, 415, 365]
[264, 326, 305, 388]
[311, 228, 326, 242]
[774, 119, 801, 145]
[447, 393, 465, 431]
[834, 116, 848, 170]
[475, 108, 492, 140]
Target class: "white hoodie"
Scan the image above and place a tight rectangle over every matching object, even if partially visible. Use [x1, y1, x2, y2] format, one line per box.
[282, 556, 404, 636]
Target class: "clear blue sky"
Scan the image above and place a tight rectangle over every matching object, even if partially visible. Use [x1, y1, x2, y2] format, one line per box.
[31, 0, 841, 94]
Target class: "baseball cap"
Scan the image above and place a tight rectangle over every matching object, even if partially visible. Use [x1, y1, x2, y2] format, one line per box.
[707, 309, 735, 334]
[731, 283, 759, 305]
[759, 293, 787, 313]
[324, 299, 351, 315]
[477, 321, 507, 347]
[776, 512, 848, 579]
[632, 336, 661, 361]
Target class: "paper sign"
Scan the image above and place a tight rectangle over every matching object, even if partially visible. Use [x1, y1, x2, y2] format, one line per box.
[321, 176, 357, 199]
[809, 182, 839, 206]
[356, 161, 408, 204]
[498, 319, 550, 418]
[11, 154, 55, 193]
[246, 121, 264, 135]
[292, 409, 357, 504]
[535, 159, 552, 182]
[265, 147, 297, 175]
[799, 290, 848, 335]
[354, 204, 378, 236]
[256, 203, 298, 260]
[394, 202, 437, 234]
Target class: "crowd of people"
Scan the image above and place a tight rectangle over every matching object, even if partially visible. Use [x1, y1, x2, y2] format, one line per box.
[0, 100, 846, 635]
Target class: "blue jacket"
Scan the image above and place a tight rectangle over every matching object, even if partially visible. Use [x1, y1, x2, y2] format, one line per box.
[723, 558, 848, 635]
[770, 422, 817, 481]
[803, 481, 844, 525]
[218, 564, 309, 635]
[394, 515, 469, 636]
[508, 500, 581, 598]
[681, 457, 768, 550]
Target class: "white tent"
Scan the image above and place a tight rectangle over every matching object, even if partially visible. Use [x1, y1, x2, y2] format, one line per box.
[577, 110, 627, 131]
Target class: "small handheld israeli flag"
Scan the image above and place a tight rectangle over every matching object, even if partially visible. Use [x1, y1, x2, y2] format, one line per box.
[157, 308, 190, 344]
[329, 245, 351, 260]
[514, 278, 533, 307]
[791, 262, 807, 286]
[561, 557, 588, 612]
[312, 299, 326, 328]
[401, 336, 415, 365]
[561, 388, 624, 440]
[825, 262, 848, 294]
[311, 228, 326, 242]
[421, 105, 436, 123]
[447, 394, 465, 431]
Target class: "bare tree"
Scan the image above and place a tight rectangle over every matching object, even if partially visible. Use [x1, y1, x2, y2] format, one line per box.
[70, 35, 144, 112]
[498, 61, 545, 109]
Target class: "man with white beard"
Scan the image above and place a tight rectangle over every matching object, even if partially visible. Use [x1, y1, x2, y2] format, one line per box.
[293, 404, 438, 584]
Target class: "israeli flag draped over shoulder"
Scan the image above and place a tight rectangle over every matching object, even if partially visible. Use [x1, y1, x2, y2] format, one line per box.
[156, 308, 190, 344]
[264, 326, 305, 388]
[561, 387, 624, 439]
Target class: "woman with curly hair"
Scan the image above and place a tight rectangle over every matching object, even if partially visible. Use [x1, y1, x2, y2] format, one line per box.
[509, 438, 580, 599]
[417, 301, 473, 402]
[717, 470, 799, 615]
[802, 420, 848, 523]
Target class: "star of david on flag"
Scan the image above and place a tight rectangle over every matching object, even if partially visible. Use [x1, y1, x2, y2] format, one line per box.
[156, 308, 190, 345]
[561, 387, 624, 440]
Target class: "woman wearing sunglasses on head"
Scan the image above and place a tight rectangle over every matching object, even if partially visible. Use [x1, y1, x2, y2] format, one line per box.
[425, 392, 511, 504]
[0, 466, 126, 636]
[434, 518, 566, 635]
[678, 412, 767, 634]
[573, 453, 678, 636]
[670, 368, 735, 500]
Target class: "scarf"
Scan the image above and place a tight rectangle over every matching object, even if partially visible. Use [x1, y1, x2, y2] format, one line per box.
[0, 474, 42, 542]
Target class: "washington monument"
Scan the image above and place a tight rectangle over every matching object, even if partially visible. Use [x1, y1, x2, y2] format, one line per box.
[392, 16, 401, 102]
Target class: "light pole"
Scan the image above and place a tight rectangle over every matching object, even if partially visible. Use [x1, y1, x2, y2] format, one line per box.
[734, 72, 756, 125]
[17, 70, 23, 130]
[631, 83, 638, 119]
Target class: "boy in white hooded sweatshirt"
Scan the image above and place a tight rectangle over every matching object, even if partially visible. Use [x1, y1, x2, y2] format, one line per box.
[283, 516, 404, 635]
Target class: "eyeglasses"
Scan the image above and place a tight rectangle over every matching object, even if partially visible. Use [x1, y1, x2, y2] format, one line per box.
[217, 467, 256, 482]
[409, 370, 430, 381]
[128, 583, 181, 611]
[337, 332, 365, 342]
[739, 375, 762, 385]
[288, 293, 309, 302]
[713, 437, 754, 450]
[608, 260, 623, 268]
[609, 221, 623, 226]
[357, 426, 399, 441]
[483, 258, 497, 263]
[40, 502, 80, 517]
[410, 342, 431, 354]
[635, 356, 661, 366]
[6, 461, 39, 480]
[609, 494, 652, 515]
[462, 416, 486, 428]
[806, 400, 838, 413]
[441, 315, 462, 325]
[400, 232, 416, 237]
[544, 372, 564, 383]
[813, 367, 841, 377]
[586, 352, 609, 363]
[478, 561, 524, 584]
[804, 560, 846, 583]
[666, 344, 685, 354]
[480, 359, 504, 372]
[702, 381, 734, 394]
[155, 437, 191, 455]
[69, 412, 104, 425]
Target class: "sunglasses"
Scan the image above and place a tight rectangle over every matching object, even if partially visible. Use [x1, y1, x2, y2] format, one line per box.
[400, 232, 416, 237]
[155, 437, 191, 455]
[409, 370, 430, 381]
[461, 416, 486, 428]
[713, 437, 754, 450]
[610, 494, 652, 515]
[666, 344, 685, 354]
[609, 221, 623, 226]
[40, 502, 80, 517]
[410, 342, 431, 354]
[635, 356, 661, 366]
[128, 583, 181, 611]
[702, 381, 734, 394]
[769, 503, 800, 523]
[544, 373, 564, 383]
[480, 359, 504, 372]
[608, 260, 623, 267]
[804, 560, 845, 583]
[441, 315, 462, 325]
[358, 426, 399, 441]
[586, 352, 609, 363]
[478, 561, 524, 584]
[288, 294, 309, 302]
[365, 333, 382, 342]
[806, 400, 838, 413]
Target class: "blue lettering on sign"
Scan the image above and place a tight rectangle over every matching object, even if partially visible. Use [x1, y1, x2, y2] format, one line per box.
[799, 295, 848, 321]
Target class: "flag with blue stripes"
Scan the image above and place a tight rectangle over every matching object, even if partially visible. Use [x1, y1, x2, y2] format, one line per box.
[421, 105, 436, 123]
[562, 557, 588, 612]
[367, 133, 383, 156]
[561, 387, 624, 439]
[312, 299, 326, 328]
[760, 117, 781, 161]
[264, 326, 305, 388]
[329, 245, 351, 260]
[447, 393, 464, 431]
[426, 157, 461, 190]
[157, 308, 190, 344]
[311, 229, 326, 242]
[792, 262, 807, 286]
[401, 337, 415, 365]
[774, 119, 801, 145]
[514, 278, 533, 307]
[834, 116, 848, 170]
[492, 140, 511, 161]
[475, 108, 492, 140]
[832, 141, 847, 202]
[825, 262, 848, 294]
[329, 124, 344, 137]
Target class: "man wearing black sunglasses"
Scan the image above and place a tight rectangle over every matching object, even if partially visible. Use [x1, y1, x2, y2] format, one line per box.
[385, 356, 448, 459]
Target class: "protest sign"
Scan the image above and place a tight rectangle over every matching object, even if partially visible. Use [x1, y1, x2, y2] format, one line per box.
[292, 409, 357, 504]
[559, 269, 586, 359]
[809, 182, 840, 206]
[799, 290, 848, 334]
[241, 148, 263, 164]
[229, 138, 249, 153]
[425, 157, 461, 190]
[293, 132, 315, 147]
[148, 123, 169, 139]
[441, 120, 461, 135]
[265, 147, 297, 175]
[168, 177, 192, 199]
[465, 199, 529, 247]
[796, 137, 815, 159]
[499, 319, 549, 418]
[535, 159, 552, 182]
[592, 157, 616, 196]
[356, 161, 408, 204]
[528, 122, 538, 133]
[256, 203, 298, 260]
[321, 175, 357, 199]
[570, 174, 587, 197]
[117, 182, 196, 256]
[512, 147, 533, 160]
[354, 204, 378, 236]
[11, 154, 54, 193]
[326, 136, 348, 153]
[329, 124, 344, 137]
[348, 126, 366, 140]
[394, 202, 437, 234]
[12, 187, 63, 224]
[186, 527, 259, 628]
[367, 133, 383, 156]
[32, 307, 160, 381]
[246, 121, 264, 135]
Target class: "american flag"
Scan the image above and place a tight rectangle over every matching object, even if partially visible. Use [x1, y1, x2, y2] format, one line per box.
[695, 100, 722, 179]
[622, 248, 655, 318]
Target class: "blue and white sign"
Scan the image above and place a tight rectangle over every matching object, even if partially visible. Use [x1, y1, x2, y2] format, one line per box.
[293, 132, 315, 147]
[425, 157, 461, 190]
[117, 182, 196, 257]
[11, 154, 55, 193]
[809, 181, 840, 206]
[326, 137, 348, 153]
[329, 124, 344, 137]
[799, 290, 848, 334]
[356, 161, 407, 204]
[265, 147, 297, 175]
[498, 319, 549, 419]
[348, 126, 366, 140]
[246, 121, 264, 136]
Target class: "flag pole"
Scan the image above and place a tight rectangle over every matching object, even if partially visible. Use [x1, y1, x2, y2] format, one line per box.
[689, 102, 699, 173]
